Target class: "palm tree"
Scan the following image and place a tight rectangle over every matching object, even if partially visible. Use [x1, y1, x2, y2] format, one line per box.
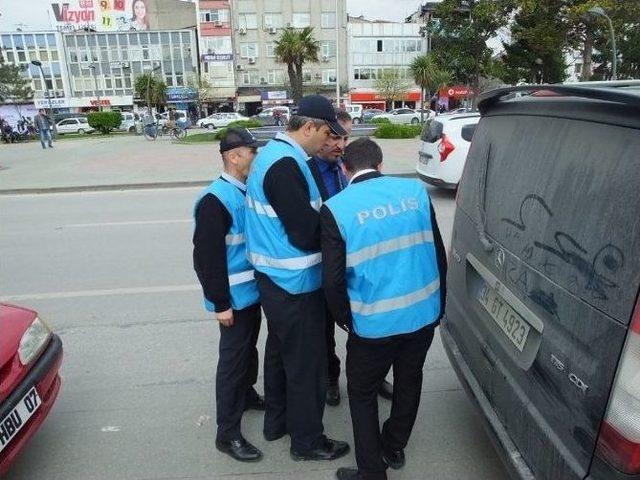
[275, 27, 320, 102]
[410, 54, 437, 122]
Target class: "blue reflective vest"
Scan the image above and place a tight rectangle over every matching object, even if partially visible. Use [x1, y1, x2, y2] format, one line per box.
[194, 178, 259, 312]
[245, 136, 323, 294]
[325, 176, 441, 338]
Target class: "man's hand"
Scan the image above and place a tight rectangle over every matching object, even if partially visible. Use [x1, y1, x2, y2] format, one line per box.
[216, 308, 234, 327]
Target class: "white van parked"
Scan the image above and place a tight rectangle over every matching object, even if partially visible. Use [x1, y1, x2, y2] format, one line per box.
[343, 104, 363, 124]
[118, 112, 140, 132]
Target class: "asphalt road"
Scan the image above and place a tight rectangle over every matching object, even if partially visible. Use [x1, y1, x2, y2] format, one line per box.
[0, 185, 509, 480]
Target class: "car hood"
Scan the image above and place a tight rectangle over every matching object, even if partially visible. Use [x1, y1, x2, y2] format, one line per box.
[0, 303, 37, 368]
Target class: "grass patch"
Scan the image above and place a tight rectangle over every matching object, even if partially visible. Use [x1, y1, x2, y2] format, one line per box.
[180, 132, 220, 144]
[373, 124, 423, 139]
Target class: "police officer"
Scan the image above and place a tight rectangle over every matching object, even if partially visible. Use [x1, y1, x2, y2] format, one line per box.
[320, 138, 447, 480]
[307, 110, 393, 406]
[245, 95, 350, 461]
[193, 128, 266, 462]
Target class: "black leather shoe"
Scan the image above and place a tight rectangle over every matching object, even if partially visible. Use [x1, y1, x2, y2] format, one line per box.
[336, 467, 363, 480]
[382, 448, 405, 470]
[378, 380, 393, 401]
[244, 389, 265, 411]
[215, 437, 263, 462]
[291, 436, 350, 461]
[326, 380, 340, 406]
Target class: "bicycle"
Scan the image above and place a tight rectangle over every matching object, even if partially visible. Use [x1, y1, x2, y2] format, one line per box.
[143, 122, 187, 141]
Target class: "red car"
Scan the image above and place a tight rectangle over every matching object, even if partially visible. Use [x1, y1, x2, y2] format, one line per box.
[0, 303, 63, 475]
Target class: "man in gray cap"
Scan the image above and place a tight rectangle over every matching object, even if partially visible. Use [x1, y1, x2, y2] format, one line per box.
[193, 128, 266, 462]
[244, 95, 350, 461]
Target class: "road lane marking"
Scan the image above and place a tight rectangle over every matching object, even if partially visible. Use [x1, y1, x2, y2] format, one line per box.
[1, 284, 201, 301]
[62, 219, 191, 228]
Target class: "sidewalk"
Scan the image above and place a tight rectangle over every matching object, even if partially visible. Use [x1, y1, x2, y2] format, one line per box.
[0, 135, 421, 193]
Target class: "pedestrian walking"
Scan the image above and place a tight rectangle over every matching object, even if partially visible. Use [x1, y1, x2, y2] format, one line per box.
[321, 138, 448, 480]
[193, 128, 266, 462]
[244, 95, 350, 461]
[34, 109, 53, 148]
[34, 109, 53, 149]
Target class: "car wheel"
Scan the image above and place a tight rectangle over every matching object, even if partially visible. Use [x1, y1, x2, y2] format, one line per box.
[129, 126, 135, 133]
[411, 118, 419, 125]
[77, 128, 85, 134]
[206, 124, 215, 130]
[353, 118, 361, 125]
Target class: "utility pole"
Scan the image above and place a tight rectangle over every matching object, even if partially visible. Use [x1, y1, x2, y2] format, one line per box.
[335, 0, 340, 107]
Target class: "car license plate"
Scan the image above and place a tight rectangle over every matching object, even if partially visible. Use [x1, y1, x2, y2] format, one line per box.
[0, 387, 41, 453]
[419, 152, 432, 165]
[478, 283, 531, 352]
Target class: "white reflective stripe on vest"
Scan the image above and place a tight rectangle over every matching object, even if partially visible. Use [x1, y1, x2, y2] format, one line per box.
[350, 278, 440, 316]
[247, 196, 277, 218]
[249, 252, 322, 270]
[310, 198, 322, 211]
[346, 230, 434, 268]
[228, 270, 255, 286]
[225, 234, 245, 246]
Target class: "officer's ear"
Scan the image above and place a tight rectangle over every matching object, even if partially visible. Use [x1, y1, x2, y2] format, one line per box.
[376, 162, 383, 172]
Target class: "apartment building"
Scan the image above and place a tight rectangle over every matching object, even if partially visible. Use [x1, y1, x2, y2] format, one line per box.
[346, 16, 426, 109]
[230, 0, 347, 115]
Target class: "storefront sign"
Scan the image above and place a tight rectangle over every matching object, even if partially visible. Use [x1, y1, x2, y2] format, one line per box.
[166, 87, 198, 103]
[34, 97, 70, 109]
[90, 99, 112, 106]
[265, 91, 287, 101]
[440, 86, 476, 99]
[49, 0, 157, 32]
[201, 53, 233, 62]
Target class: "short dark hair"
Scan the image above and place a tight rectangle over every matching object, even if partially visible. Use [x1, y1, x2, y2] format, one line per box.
[287, 115, 327, 132]
[335, 109, 352, 124]
[343, 137, 382, 172]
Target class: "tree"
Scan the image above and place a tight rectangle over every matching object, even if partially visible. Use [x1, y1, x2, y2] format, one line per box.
[430, 0, 513, 91]
[275, 27, 320, 102]
[0, 63, 33, 105]
[134, 73, 167, 111]
[186, 73, 213, 118]
[410, 54, 436, 121]
[430, 68, 453, 109]
[374, 69, 410, 110]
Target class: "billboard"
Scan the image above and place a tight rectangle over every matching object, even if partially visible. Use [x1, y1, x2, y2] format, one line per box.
[49, 0, 156, 32]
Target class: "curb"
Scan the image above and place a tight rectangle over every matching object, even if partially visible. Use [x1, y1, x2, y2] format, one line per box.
[0, 172, 417, 195]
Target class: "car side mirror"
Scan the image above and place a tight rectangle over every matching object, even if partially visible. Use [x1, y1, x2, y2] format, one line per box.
[461, 124, 477, 142]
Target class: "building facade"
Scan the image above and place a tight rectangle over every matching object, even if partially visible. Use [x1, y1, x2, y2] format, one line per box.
[0, 0, 198, 118]
[230, 0, 347, 115]
[196, 0, 235, 112]
[346, 17, 426, 109]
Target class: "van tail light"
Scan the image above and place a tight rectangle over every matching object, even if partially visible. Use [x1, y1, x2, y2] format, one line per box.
[438, 134, 455, 162]
[596, 297, 640, 474]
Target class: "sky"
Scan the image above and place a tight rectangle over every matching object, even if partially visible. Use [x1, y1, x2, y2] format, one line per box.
[347, 0, 430, 22]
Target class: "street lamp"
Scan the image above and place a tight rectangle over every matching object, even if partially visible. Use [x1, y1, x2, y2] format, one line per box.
[535, 58, 544, 84]
[31, 59, 56, 137]
[88, 64, 102, 111]
[588, 6, 617, 80]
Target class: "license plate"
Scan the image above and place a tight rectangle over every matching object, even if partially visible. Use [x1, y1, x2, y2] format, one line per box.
[0, 387, 41, 452]
[419, 152, 432, 165]
[478, 283, 531, 352]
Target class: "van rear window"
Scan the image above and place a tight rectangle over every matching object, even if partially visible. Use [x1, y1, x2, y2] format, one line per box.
[464, 115, 640, 323]
[421, 119, 443, 143]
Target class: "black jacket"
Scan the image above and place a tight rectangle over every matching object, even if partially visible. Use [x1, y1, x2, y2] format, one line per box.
[320, 171, 448, 333]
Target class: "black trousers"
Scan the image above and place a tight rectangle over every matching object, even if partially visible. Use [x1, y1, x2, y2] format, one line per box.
[256, 272, 327, 452]
[325, 305, 341, 382]
[215, 303, 261, 442]
[346, 325, 435, 477]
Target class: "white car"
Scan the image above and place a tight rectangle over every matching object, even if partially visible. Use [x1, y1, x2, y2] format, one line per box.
[343, 104, 363, 124]
[55, 117, 94, 135]
[372, 108, 422, 125]
[416, 113, 481, 189]
[197, 112, 249, 129]
[157, 110, 188, 127]
[118, 112, 140, 132]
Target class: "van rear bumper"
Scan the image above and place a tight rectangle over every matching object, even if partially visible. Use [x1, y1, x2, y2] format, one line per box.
[440, 321, 535, 480]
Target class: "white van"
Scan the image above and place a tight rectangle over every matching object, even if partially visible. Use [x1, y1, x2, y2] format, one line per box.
[344, 104, 363, 124]
[118, 112, 140, 132]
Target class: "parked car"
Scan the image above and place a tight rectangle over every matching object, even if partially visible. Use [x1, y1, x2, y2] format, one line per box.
[252, 107, 290, 126]
[416, 108, 437, 119]
[343, 104, 363, 124]
[362, 108, 386, 123]
[55, 117, 94, 135]
[0, 303, 63, 475]
[117, 112, 140, 133]
[371, 108, 421, 124]
[198, 112, 250, 129]
[415, 112, 480, 189]
[442, 81, 640, 480]
[156, 110, 190, 128]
